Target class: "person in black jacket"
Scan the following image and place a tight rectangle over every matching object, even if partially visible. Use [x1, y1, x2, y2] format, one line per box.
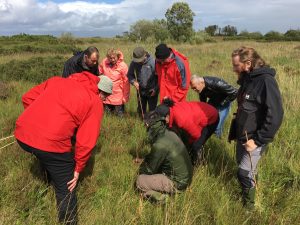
[230, 46, 284, 209]
[62, 46, 99, 78]
[190, 75, 238, 138]
[127, 47, 158, 117]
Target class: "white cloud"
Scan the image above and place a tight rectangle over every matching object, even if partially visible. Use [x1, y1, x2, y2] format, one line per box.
[0, 0, 299, 36]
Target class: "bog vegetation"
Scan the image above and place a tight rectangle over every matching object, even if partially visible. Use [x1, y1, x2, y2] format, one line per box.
[0, 34, 299, 225]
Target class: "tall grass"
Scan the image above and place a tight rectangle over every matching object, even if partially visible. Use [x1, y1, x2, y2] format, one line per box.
[0, 39, 299, 224]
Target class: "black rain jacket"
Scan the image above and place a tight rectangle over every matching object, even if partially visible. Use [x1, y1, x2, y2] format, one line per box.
[235, 67, 284, 146]
[200, 76, 238, 108]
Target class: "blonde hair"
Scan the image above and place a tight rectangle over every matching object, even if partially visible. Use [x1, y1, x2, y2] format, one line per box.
[232, 46, 267, 70]
[106, 48, 121, 59]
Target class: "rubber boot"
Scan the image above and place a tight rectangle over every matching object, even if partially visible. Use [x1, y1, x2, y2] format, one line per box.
[242, 187, 256, 210]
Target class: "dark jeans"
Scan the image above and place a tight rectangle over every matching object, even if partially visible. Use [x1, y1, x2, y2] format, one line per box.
[137, 94, 158, 116]
[17, 140, 77, 225]
[104, 104, 125, 117]
[190, 118, 219, 165]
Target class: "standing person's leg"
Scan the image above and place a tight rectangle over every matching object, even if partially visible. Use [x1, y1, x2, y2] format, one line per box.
[147, 95, 159, 112]
[17, 140, 77, 224]
[236, 141, 266, 209]
[215, 103, 231, 138]
[191, 119, 219, 165]
[36, 151, 78, 224]
[104, 104, 114, 114]
[115, 104, 125, 117]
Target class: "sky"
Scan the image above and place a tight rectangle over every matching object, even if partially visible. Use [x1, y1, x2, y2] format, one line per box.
[0, 0, 299, 37]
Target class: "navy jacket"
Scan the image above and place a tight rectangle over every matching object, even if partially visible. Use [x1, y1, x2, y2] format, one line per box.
[127, 54, 158, 97]
[62, 51, 99, 78]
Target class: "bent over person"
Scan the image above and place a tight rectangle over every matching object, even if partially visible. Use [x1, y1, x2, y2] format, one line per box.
[190, 75, 238, 138]
[155, 98, 219, 166]
[230, 46, 283, 209]
[136, 111, 193, 203]
[15, 72, 113, 224]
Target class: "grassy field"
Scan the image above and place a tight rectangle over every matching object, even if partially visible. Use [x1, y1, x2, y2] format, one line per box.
[0, 38, 299, 225]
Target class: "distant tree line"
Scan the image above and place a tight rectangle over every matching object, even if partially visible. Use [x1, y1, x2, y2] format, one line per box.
[120, 1, 300, 43]
[204, 24, 300, 41]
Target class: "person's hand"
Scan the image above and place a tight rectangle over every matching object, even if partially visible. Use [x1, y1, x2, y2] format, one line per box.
[67, 171, 79, 192]
[149, 89, 155, 96]
[133, 81, 139, 90]
[243, 139, 257, 152]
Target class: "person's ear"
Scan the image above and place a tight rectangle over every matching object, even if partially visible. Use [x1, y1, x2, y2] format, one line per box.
[245, 60, 252, 72]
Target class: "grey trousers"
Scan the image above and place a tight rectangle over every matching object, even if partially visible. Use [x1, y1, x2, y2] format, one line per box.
[136, 174, 176, 197]
[236, 141, 266, 188]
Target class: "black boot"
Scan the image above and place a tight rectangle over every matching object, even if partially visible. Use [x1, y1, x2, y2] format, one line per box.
[242, 187, 256, 210]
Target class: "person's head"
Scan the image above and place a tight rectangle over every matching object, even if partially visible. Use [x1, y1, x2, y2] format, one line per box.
[155, 43, 171, 64]
[132, 47, 147, 64]
[83, 46, 99, 68]
[97, 75, 113, 101]
[231, 46, 267, 75]
[106, 48, 121, 66]
[190, 75, 205, 93]
[154, 98, 174, 124]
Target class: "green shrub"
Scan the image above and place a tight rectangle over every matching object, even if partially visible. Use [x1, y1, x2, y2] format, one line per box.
[0, 56, 67, 83]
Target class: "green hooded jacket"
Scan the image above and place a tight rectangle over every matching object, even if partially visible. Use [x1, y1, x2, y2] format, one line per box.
[139, 120, 193, 190]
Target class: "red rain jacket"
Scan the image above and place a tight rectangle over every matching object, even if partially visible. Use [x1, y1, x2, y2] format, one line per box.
[169, 101, 218, 142]
[15, 72, 103, 173]
[155, 48, 191, 103]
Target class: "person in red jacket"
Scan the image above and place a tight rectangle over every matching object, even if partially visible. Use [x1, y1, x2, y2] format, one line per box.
[155, 98, 219, 165]
[14, 72, 112, 225]
[155, 43, 191, 103]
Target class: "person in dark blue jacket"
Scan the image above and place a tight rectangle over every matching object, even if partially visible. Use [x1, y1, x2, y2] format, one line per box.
[62, 46, 99, 78]
[230, 46, 284, 209]
[127, 47, 158, 117]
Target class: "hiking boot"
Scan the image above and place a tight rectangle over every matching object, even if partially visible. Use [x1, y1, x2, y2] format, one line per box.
[242, 187, 256, 210]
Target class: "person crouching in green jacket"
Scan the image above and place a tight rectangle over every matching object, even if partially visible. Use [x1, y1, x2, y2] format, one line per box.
[136, 111, 193, 203]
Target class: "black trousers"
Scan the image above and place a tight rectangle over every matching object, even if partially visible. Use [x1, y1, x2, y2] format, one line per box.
[191, 118, 219, 165]
[104, 104, 125, 117]
[137, 94, 158, 116]
[17, 140, 77, 225]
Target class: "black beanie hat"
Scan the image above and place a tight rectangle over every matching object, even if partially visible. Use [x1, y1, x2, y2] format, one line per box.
[155, 104, 170, 118]
[155, 44, 171, 60]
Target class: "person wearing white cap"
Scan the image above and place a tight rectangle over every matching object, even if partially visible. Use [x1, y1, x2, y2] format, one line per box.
[15, 71, 112, 225]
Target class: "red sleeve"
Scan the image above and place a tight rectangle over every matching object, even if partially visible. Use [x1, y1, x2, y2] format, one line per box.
[22, 79, 49, 109]
[74, 100, 103, 173]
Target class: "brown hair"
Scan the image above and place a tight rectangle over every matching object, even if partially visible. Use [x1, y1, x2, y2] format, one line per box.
[232, 46, 268, 70]
[84, 46, 99, 57]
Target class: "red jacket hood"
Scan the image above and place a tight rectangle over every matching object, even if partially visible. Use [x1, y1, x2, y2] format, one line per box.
[68, 71, 100, 95]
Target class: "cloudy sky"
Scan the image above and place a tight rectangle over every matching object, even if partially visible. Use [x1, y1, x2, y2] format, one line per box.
[0, 0, 299, 37]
